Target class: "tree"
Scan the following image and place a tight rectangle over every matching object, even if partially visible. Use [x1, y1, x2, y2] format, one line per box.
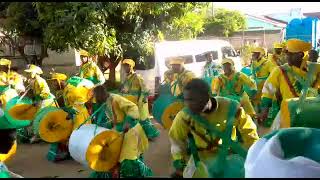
[202, 8, 247, 37]
[34, 2, 209, 86]
[0, 2, 48, 65]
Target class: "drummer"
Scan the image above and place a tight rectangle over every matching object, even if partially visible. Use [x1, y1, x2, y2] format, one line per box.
[89, 85, 152, 178]
[120, 59, 160, 140]
[79, 50, 105, 86]
[211, 58, 257, 118]
[8, 66, 27, 95]
[0, 108, 26, 178]
[23, 64, 56, 143]
[259, 39, 320, 127]
[169, 79, 259, 178]
[168, 57, 195, 98]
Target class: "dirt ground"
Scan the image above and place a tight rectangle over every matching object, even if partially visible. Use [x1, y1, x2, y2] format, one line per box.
[6, 123, 174, 178]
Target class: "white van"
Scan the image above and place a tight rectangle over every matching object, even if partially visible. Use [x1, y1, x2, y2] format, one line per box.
[134, 39, 242, 98]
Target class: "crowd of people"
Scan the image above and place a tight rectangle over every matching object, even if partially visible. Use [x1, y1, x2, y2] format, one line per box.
[1, 38, 320, 178]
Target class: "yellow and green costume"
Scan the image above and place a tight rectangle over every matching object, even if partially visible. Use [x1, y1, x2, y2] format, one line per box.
[212, 58, 257, 117]
[8, 71, 26, 94]
[120, 59, 159, 139]
[90, 93, 152, 178]
[169, 97, 259, 178]
[79, 54, 105, 86]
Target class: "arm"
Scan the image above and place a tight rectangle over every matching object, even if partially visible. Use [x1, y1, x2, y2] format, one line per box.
[240, 73, 257, 98]
[93, 63, 106, 86]
[211, 76, 221, 96]
[114, 95, 140, 119]
[234, 107, 259, 149]
[35, 78, 51, 100]
[261, 67, 281, 109]
[168, 111, 190, 171]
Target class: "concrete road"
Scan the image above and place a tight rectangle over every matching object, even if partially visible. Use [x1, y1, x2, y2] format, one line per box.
[6, 124, 174, 178]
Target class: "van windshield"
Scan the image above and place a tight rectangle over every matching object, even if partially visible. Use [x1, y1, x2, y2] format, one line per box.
[164, 55, 193, 68]
[195, 51, 218, 62]
[221, 46, 237, 58]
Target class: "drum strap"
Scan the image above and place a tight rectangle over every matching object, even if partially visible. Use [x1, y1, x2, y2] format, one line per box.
[183, 100, 247, 175]
[279, 66, 299, 98]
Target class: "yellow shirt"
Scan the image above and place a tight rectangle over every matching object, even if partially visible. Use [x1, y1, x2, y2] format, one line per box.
[0, 71, 7, 86]
[8, 71, 26, 93]
[261, 64, 319, 106]
[169, 97, 259, 161]
[31, 75, 52, 100]
[170, 69, 196, 97]
[79, 61, 105, 85]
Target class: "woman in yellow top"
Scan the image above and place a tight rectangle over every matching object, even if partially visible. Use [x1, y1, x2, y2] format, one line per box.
[79, 50, 105, 86]
[169, 79, 259, 178]
[90, 85, 152, 178]
[259, 39, 320, 127]
[120, 59, 160, 140]
[250, 47, 276, 112]
[211, 58, 257, 117]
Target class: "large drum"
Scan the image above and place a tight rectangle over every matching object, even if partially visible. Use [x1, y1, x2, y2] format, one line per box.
[33, 106, 73, 143]
[0, 88, 18, 109]
[68, 124, 123, 172]
[280, 96, 320, 129]
[4, 96, 39, 128]
[152, 84, 184, 129]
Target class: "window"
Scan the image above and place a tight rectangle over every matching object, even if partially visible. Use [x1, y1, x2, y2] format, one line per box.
[165, 55, 193, 68]
[221, 46, 237, 58]
[195, 51, 218, 62]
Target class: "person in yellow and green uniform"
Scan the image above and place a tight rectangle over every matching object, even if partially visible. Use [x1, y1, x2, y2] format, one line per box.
[202, 52, 222, 87]
[120, 59, 160, 140]
[0, 107, 26, 178]
[169, 79, 259, 178]
[89, 85, 152, 178]
[250, 47, 276, 113]
[268, 42, 287, 67]
[45, 72, 71, 162]
[211, 58, 257, 118]
[79, 50, 106, 86]
[259, 39, 320, 131]
[8, 67, 26, 95]
[0, 59, 18, 109]
[20, 64, 56, 144]
[168, 57, 196, 98]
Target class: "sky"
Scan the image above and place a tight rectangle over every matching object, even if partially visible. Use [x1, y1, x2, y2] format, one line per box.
[213, 2, 320, 15]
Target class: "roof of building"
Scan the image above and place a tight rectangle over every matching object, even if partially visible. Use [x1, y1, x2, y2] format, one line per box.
[303, 12, 320, 19]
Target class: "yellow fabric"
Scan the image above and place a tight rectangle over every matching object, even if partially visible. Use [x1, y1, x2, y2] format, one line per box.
[49, 73, 67, 81]
[161, 101, 184, 129]
[241, 92, 256, 116]
[170, 69, 196, 97]
[63, 84, 92, 107]
[86, 129, 123, 171]
[286, 39, 312, 53]
[38, 109, 73, 143]
[107, 94, 140, 123]
[169, 97, 259, 161]
[279, 99, 291, 128]
[0, 88, 18, 109]
[252, 47, 266, 57]
[31, 75, 51, 100]
[72, 104, 91, 130]
[164, 70, 177, 84]
[119, 123, 149, 162]
[0, 71, 8, 86]
[121, 73, 150, 121]
[169, 57, 185, 65]
[80, 49, 89, 56]
[79, 61, 105, 85]
[221, 58, 234, 66]
[0, 141, 16, 162]
[0, 59, 11, 66]
[24, 64, 43, 75]
[261, 64, 319, 104]
[273, 42, 283, 49]
[122, 59, 136, 68]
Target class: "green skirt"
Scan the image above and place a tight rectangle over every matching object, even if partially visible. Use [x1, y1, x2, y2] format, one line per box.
[139, 119, 160, 139]
[263, 101, 280, 128]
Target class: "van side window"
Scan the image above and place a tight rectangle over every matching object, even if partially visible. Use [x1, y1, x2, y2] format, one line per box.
[222, 46, 237, 58]
[165, 55, 193, 68]
[195, 51, 218, 62]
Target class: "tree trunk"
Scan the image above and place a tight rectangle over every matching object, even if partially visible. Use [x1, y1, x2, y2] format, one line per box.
[97, 55, 121, 89]
[108, 64, 116, 88]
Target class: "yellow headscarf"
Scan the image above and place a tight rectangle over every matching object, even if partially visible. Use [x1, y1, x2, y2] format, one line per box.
[49, 72, 68, 90]
[221, 58, 235, 70]
[0, 58, 11, 66]
[24, 64, 43, 78]
[273, 42, 283, 49]
[80, 50, 89, 57]
[122, 59, 135, 72]
[286, 39, 312, 69]
[251, 47, 266, 59]
[169, 57, 185, 65]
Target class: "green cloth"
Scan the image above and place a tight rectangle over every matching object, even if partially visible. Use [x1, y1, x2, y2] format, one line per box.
[16, 127, 33, 144]
[66, 76, 83, 87]
[0, 86, 9, 94]
[139, 119, 160, 139]
[120, 158, 153, 178]
[46, 143, 70, 162]
[85, 76, 100, 85]
[0, 163, 10, 178]
[89, 171, 113, 178]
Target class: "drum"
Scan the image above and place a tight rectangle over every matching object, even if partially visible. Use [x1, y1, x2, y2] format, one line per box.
[281, 96, 320, 129]
[152, 94, 184, 130]
[68, 124, 123, 172]
[0, 88, 18, 109]
[4, 96, 38, 128]
[33, 106, 73, 143]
